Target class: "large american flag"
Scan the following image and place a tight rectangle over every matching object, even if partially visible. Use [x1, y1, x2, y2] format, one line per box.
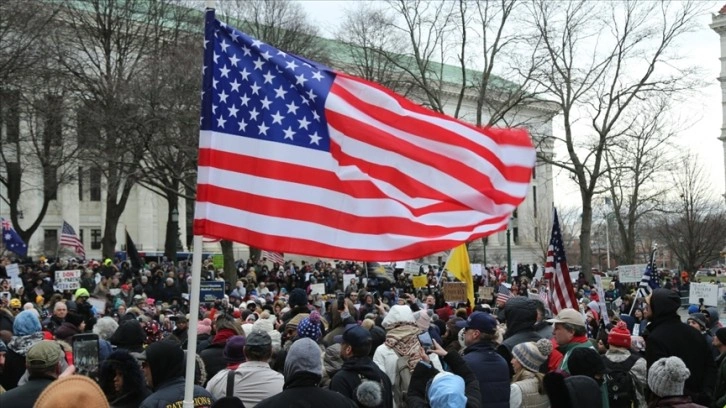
[544, 209, 578, 314]
[193, 9, 536, 261]
[637, 248, 660, 298]
[60, 221, 85, 258]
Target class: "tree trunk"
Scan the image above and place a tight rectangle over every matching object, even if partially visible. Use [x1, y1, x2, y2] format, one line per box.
[579, 196, 594, 282]
[220, 240, 236, 285]
[164, 193, 178, 263]
[249, 247, 262, 262]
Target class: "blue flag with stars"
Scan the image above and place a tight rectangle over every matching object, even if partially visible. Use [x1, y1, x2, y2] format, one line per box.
[1, 217, 27, 257]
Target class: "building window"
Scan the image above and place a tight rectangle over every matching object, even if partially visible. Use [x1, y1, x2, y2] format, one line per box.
[513, 227, 519, 245]
[533, 186, 538, 218]
[44, 229, 57, 253]
[76, 106, 95, 146]
[45, 165, 58, 201]
[79, 229, 84, 244]
[90, 169, 101, 201]
[1, 89, 20, 143]
[78, 167, 84, 201]
[91, 229, 102, 250]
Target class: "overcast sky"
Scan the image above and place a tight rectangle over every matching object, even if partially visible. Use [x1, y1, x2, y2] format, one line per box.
[295, 0, 726, 207]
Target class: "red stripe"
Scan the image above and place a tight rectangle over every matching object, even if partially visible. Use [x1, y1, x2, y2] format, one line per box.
[194, 219, 507, 261]
[334, 73, 534, 148]
[329, 81, 533, 184]
[326, 111, 525, 206]
[198, 148, 472, 215]
[196, 184, 508, 237]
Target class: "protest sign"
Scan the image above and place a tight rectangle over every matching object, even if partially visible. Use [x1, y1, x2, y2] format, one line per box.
[404, 262, 422, 275]
[594, 275, 609, 325]
[412, 275, 428, 288]
[618, 264, 647, 283]
[343, 274, 357, 289]
[310, 283, 326, 295]
[55, 270, 81, 291]
[471, 264, 482, 277]
[443, 282, 467, 302]
[6, 263, 21, 288]
[689, 283, 719, 307]
[212, 254, 224, 270]
[199, 281, 225, 302]
[478, 286, 494, 301]
[87, 297, 107, 315]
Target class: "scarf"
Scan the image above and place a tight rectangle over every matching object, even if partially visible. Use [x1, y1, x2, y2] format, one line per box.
[212, 328, 237, 345]
[384, 322, 422, 371]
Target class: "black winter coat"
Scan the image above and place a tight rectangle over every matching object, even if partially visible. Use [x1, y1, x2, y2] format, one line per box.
[139, 377, 213, 408]
[199, 342, 226, 384]
[257, 372, 357, 408]
[407, 350, 482, 408]
[644, 289, 716, 406]
[329, 356, 393, 408]
[0, 376, 54, 408]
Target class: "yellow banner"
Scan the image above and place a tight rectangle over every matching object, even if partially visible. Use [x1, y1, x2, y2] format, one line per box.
[412, 275, 428, 288]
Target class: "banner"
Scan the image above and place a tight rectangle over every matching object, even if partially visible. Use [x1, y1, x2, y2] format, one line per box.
[6, 263, 21, 288]
[199, 281, 225, 302]
[617, 264, 648, 283]
[478, 286, 494, 300]
[689, 283, 719, 307]
[310, 283, 326, 295]
[443, 282, 467, 302]
[412, 275, 428, 288]
[212, 254, 224, 270]
[55, 270, 81, 291]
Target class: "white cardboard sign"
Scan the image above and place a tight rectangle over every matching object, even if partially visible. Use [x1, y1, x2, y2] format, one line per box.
[689, 283, 719, 307]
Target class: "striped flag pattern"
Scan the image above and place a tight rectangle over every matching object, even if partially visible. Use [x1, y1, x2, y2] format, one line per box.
[496, 283, 512, 305]
[263, 251, 284, 265]
[60, 221, 85, 258]
[192, 9, 536, 261]
[637, 249, 659, 298]
[544, 209, 578, 314]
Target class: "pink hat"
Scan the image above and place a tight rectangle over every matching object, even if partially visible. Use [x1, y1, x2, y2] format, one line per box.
[197, 318, 212, 335]
[145, 298, 155, 305]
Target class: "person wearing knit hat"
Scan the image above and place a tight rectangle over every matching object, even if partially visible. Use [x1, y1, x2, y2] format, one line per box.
[647, 356, 705, 407]
[204, 335, 248, 401]
[603, 320, 647, 408]
[34, 375, 110, 408]
[284, 313, 309, 344]
[297, 310, 323, 342]
[687, 313, 719, 361]
[510, 338, 553, 408]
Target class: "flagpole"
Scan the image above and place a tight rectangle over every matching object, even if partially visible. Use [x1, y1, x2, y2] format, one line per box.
[183, 1, 215, 406]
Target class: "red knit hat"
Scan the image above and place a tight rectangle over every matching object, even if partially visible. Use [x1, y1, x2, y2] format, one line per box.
[608, 321, 631, 349]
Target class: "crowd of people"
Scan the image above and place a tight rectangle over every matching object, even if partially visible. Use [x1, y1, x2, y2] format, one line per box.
[0, 254, 724, 408]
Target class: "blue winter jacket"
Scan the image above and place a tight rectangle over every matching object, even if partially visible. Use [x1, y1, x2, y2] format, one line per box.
[462, 340, 510, 408]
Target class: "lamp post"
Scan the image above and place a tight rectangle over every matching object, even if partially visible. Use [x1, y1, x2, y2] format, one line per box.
[506, 216, 516, 281]
[169, 207, 179, 262]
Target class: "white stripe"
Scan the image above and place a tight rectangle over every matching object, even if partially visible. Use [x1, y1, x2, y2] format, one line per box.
[333, 76, 536, 166]
[200, 131, 440, 209]
[325, 91, 533, 199]
[198, 166, 501, 225]
[327, 126, 516, 215]
[195, 202, 510, 251]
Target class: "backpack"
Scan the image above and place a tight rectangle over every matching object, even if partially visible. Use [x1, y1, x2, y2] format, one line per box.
[393, 354, 412, 408]
[603, 353, 639, 408]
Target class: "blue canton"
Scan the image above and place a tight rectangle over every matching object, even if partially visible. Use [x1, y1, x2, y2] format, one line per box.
[200, 10, 335, 152]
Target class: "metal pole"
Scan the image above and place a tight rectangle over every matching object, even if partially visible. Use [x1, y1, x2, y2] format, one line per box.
[506, 229, 511, 282]
[182, 236, 204, 408]
[605, 219, 611, 270]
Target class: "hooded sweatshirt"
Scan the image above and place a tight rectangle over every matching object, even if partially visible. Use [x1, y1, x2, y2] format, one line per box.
[497, 297, 542, 376]
[109, 320, 146, 353]
[330, 356, 393, 408]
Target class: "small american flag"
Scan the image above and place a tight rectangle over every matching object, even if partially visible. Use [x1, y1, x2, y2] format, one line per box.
[496, 283, 512, 305]
[192, 9, 536, 261]
[60, 221, 85, 258]
[637, 248, 659, 298]
[264, 251, 284, 265]
[545, 209, 577, 314]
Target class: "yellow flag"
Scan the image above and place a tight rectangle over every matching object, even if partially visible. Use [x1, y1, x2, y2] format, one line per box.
[444, 244, 474, 306]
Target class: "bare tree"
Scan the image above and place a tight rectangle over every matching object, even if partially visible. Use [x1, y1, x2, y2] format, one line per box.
[601, 97, 676, 264]
[652, 155, 726, 275]
[530, 0, 705, 281]
[334, 4, 412, 94]
[57, 0, 189, 258]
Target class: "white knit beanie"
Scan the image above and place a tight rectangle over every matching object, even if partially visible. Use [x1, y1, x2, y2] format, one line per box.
[648, 356, 690, 397]
[512, 338, 553, 372]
